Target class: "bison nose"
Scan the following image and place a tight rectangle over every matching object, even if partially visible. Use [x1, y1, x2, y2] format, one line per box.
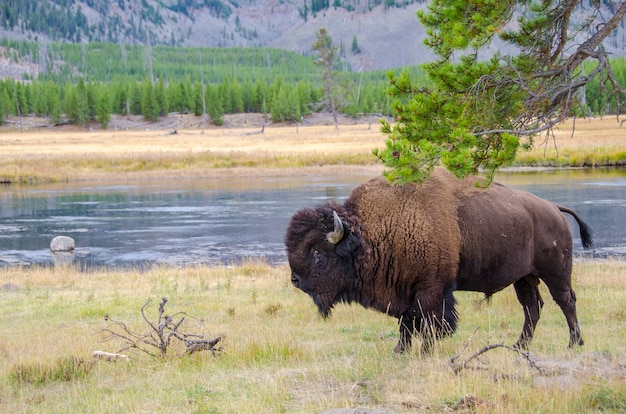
[291, 272, 301, 287]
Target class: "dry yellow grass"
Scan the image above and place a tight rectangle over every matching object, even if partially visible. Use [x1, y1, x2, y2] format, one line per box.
[0, 120, 384, 182]
[1, 115, 624, 182]
[518, 117, 626, 167]
[0, 122, 382, 157]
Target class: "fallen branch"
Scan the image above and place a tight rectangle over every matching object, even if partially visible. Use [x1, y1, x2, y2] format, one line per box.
[184, 336, 222, 355]
[243, 123, 267, 135]
[101, 297, 222, 358]
[450, 342, 545, 375]
[450, 327, 545, 375]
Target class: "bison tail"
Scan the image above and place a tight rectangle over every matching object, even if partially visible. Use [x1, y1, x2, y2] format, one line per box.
[558, 205, 594, 249]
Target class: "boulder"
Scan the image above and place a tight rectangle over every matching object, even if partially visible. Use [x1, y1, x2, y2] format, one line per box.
[50, 235, 75, 252]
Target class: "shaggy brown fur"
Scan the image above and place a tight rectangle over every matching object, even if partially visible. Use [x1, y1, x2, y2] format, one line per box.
[285, 168, 593, 353]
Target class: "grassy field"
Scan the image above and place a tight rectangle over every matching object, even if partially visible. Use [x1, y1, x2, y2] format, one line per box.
[1, 114, 624, 412]
[0, 260, 624, 413]
[0, 115, 625, 183]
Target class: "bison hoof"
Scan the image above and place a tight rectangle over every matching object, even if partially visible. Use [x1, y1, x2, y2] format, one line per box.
[393, 341, 407, 354]
[568, 337, 584, 348]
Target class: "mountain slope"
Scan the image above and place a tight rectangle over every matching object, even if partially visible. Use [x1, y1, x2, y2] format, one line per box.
[0, 0, 624, 71]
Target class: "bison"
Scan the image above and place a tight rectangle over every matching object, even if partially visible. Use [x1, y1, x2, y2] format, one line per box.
[285, 168, 593, 353]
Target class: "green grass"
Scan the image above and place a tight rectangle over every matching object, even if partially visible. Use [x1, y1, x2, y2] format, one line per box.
[514, 145, 626, 167]
[0, 260, 624, 413]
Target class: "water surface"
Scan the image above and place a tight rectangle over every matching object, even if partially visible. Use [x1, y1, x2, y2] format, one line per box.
[1, 169, 624, 269]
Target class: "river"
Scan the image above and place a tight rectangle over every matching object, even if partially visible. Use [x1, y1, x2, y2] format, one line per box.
[1, 168, 624, 269]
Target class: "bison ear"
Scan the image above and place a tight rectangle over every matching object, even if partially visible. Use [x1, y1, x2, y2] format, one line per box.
[326, 211, 344, 244]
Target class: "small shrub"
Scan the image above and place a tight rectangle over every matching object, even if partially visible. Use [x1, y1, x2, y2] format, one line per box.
[585, 386, 626, 411]
[9, 356, 95, 386]
[264, 303, 282, 315]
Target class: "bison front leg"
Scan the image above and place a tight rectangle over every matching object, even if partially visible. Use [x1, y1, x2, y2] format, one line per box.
[394, 286, 458, 354]
[394, 308, 440, 354]
[394, 314, 415, 354]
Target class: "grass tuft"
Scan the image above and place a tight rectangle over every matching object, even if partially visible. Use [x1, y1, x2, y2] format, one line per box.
[8, 357, 95, 386]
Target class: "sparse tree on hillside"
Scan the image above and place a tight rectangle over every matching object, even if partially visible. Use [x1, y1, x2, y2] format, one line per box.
[376, 1, 626, 185]
[313, 28, 339, 131]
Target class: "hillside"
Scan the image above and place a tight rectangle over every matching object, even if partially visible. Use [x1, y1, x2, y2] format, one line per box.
[1, 0, 625, 73]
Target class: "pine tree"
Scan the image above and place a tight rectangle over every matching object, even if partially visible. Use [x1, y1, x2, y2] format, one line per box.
[96, 88, 112, 129]
[0, 87, 9, 125]
[312, 28, 339, 130]
[192, 82, 204, 117]
[154, 77, 168, 116]
[376, 1, 626, 185]
[129, 82, 142, 115]
[141, 78, 158, 122]
[207, 85, 224, 126]
[74, 78, 90, 126]
[44, 81, 62, 124]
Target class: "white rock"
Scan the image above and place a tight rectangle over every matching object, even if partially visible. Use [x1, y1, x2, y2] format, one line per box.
[50, 235, 75, 252]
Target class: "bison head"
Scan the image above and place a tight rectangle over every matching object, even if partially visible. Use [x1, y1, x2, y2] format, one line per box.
[285, 203, 364, 317]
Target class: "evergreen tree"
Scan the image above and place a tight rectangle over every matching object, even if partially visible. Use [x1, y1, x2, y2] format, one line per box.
[376, 1, 626, 184]
[312, 28, 339, 130]
[167, 81, 183, 113]
[140, 78, 158, 121]
[128, 81, 142, 115]
[0, 87, 9, 125]
[219, 77, 232, 113]
[44, 81, 62, 124]
[96, 88, 112, 129]
[154, 77, 168, 116]
[15, 82, 29, 117]
[65, 86, 79, 124]
[271, 82, 301, 122]
[207, 85, 224, 126]
[230, 77, 244, 113]
[192, 82, 204, 117]
[86, 82, 98, 121]
[351, 35, 361, 54]
[112, 80, 129, 115]
[74, 78, 90, 126]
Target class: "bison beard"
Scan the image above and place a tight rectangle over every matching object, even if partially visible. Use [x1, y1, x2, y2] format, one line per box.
[285, 168, 593, 354]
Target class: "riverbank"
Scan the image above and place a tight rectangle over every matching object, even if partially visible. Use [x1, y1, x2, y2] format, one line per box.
[1, 114, 624, 183]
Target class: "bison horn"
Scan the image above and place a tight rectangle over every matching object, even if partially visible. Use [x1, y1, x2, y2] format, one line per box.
[326, 211, 345, 244]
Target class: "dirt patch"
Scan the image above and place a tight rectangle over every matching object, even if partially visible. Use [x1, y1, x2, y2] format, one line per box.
[532, 352, 626, 390]
[0, 112, 388, 133]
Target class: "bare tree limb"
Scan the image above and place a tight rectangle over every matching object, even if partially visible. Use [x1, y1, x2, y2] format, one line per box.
[101, 297, 222, 358]
[450, 342, 546, 375]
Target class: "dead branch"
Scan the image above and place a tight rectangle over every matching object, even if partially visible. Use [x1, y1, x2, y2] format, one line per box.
[101, 297, 221, 358]
[183, 336, 222, 355]
[450, 342, 545, 375]
[243, 123, 267, 135]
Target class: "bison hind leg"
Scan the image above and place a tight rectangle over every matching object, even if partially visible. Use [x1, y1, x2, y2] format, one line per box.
[513, 275, 544, 350]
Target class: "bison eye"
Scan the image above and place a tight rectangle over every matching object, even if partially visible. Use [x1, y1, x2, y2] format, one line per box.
[312, 249, 323, 264]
